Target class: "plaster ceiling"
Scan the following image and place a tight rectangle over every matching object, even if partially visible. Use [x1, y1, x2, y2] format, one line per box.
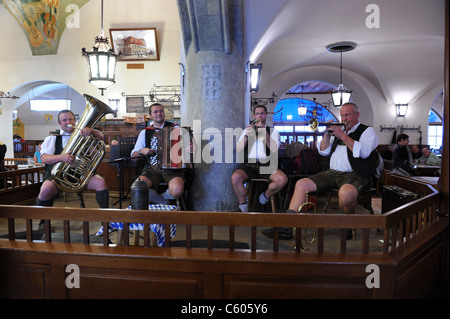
[251, 0, 445, 105]
[3, 0, 446, 127]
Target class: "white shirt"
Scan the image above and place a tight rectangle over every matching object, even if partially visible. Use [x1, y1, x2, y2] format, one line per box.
[238, 126, 280, 160]
[318, 122, 378, 172]
[40, 131, 71, 156]
[130, 123, 180, 156]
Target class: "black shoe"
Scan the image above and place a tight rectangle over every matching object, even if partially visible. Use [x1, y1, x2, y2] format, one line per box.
[38, 219, 45, 230]
[262, 227, 293, 240]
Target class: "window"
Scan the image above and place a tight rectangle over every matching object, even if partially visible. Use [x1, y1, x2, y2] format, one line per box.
[273, 98, 336, 123]
[29, 99, 71, 112]
[428, 108, 442, 153]
[274, 98, 336, 147]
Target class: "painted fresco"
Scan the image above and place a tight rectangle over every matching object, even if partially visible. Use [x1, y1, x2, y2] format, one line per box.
[1, 0, 90, 55]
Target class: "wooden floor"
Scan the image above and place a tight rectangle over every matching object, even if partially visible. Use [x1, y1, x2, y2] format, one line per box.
[1, 191, 384, 253]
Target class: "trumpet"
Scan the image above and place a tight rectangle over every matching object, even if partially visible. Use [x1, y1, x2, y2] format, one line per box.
[297, 191, 317, 245]
[308, 118, 346, 132]
[251, 118, 261, 128]
[247, 119, 263, 139]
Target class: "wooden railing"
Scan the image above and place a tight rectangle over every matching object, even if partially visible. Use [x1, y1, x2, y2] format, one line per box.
[0, 174, 441, 256]
[3, 158, 28, 165]
[0, 166, 45, 204]
[0, 173, 447, 299]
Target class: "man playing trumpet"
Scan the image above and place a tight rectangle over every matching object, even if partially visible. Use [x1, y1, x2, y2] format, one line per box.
[231, 105, 287, 213]
[284, 102, 379, 239]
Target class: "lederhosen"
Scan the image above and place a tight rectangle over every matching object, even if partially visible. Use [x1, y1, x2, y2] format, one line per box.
[43, 134, 63, 181]
[310, 124, 377, 194]
[330, 124, 378, 178]
[238, 126, 272, 179]
[140, 122, 185, 185]
[142, 121, 175, 170]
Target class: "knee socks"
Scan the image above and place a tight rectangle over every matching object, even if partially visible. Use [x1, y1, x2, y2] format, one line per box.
[259, 191, 270, 205]
[36, 198, 54, 207]
[148, 188, 168, 205]
[239, 202, 248, 212]
[161, 189, 176, 200]
[95, 189, 110, 208]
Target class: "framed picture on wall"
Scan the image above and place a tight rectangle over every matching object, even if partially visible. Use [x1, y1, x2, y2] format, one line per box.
[126, 97, 145, 113]
[109, 28, 160, 61]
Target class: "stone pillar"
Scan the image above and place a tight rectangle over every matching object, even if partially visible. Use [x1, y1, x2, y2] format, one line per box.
[177, 0, 245, 211]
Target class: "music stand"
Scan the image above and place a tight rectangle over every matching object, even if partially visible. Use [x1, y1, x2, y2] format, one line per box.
[108, 137, 138, 208]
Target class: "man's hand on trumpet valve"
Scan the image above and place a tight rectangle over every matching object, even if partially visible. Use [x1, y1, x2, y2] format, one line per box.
[326, 124, 346, 139]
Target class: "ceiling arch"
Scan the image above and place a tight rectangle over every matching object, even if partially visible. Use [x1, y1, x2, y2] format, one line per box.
[5, 80, 85, 126]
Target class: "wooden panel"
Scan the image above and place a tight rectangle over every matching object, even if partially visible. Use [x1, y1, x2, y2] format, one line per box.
[0, 183, 41, 204]
[66, 267, 204, 299]
[223, 271, 372, 299]
[396, 241, 445, 298]
[0, 263, 51, 299]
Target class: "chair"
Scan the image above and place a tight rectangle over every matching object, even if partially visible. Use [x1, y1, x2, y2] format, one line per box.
[246, 178, 279, 213]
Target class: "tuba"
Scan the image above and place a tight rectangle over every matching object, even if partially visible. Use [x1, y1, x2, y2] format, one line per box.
[51, 94, 114, 193]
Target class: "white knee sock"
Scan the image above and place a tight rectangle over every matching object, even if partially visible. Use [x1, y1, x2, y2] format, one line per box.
[239, 202, 248, 212]
[259, 191, 270, 205]
[148, 188, 168, 204]
[161, 189, 176, 200]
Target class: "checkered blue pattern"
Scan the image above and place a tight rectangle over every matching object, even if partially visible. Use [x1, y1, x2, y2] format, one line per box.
[95, 204, 177, 247]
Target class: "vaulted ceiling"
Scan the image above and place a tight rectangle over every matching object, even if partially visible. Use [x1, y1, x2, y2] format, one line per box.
[250, 0, 445, 107]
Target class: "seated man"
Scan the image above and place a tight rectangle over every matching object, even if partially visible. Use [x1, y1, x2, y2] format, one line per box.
[392, 134, 414, 176]
[410, 145, 423, 160]
[284, 102, 379, 240]
[36, 110, 110, 226]
[131, 103, 186, 205]
[417, 147, 441, 166]
[231, 105, 287, 213]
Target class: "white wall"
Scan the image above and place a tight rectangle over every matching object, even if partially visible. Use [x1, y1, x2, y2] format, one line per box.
[0, 0, 181, 157]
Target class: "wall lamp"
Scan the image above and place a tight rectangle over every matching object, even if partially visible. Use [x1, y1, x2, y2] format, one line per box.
[108, 98, 120, 118]
[396, 103, 408, 117]
[249, 63, 262, 93]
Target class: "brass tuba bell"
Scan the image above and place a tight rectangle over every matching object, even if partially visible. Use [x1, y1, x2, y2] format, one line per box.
[51, 94, 114, 193]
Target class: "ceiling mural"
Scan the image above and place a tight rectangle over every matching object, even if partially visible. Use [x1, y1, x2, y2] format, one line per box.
[1, 0, 90, 55]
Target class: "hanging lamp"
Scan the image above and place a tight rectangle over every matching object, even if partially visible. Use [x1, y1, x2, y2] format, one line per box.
[82, 0, 117, 95]
[326, 41, 357, 107]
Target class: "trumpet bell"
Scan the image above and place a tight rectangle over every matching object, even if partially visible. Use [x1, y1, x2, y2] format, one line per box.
[308, 118, 346, 131]
[308, 118, 319, 131]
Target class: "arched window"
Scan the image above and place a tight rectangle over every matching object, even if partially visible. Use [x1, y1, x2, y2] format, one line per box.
[273, 97, 337, 146]
[428, 108, 442, 153]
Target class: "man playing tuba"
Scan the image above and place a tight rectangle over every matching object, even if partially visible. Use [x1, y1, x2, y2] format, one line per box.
[36, 109, 110, 227]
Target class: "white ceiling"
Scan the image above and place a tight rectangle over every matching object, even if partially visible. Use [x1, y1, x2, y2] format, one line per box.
[4, 0, 446, 128]
[250, 0, 445, 106]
